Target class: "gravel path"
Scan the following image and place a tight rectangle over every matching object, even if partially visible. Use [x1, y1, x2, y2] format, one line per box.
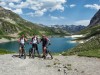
[0, 54, 100, 75]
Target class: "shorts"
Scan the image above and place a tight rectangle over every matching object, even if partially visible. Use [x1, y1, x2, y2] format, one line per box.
[32, 44, 38, 50]
[20, 43, 25, 48]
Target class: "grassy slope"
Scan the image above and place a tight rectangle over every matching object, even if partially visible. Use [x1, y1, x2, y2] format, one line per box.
[0, 49, 14, 54]
[62, 24, 100, 58]
[0, 19, 68, 39]
[79, 24, 100, 39]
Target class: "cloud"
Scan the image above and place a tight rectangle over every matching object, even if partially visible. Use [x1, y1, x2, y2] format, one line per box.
[74, 20, 90, 26]
[50, 15, 65, 20]
[59, 16, 65, 19]
[84, 4, 100, 10]
[13, 9, 23, 14]
[0, 0, 67, 16]
[0, 1, 6, 6]
[34, 9, 47, 16]
[69, 4, 76, 8]
[1, 0, 21, 3]
[26, 9, 47, 17]
[50, 16, 59, 20]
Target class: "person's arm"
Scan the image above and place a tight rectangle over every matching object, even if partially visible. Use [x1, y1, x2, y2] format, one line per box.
[47, 38, 50, 42]
[30, 38, 33, 44]
[18, 38, 20, 43]
[37, 37, 39, 44]
[25, 38, 27, 42]
[40, 38, 42, 43]
[46, 38, 51, 45]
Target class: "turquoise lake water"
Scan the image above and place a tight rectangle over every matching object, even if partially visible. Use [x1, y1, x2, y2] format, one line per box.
[0, 37, 77, 53]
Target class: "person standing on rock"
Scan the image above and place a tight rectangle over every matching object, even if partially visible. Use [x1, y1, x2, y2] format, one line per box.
[29, 34, 40, 58]
[40, 35, 50, 59]
[18, 34, 27, 58]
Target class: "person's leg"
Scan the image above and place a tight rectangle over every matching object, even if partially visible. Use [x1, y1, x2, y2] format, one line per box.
[36, 44, 40, 57]
[43, 46, 47, 59]
[32, 44, 35, 58]
[19, 47, 22, 57]
[29, 48, 32, 58]
[21, 44, 24, 56]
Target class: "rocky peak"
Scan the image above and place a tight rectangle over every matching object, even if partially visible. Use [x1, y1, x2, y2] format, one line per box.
[89, 9, 100, 27]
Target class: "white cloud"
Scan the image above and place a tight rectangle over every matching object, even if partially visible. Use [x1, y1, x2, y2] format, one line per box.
[69, 4, 76, 8]
[1, 0, 21, 3]
[9, 2, 15, 8]
[51, 16, 59, 20]
[0, 0, 67, 16]
[84, 4, 100, 10]
[34, 9, 47, 16]
[8, 2, 29, 9]
[13, 9, 23, 14]
[0, 1, 6, 6]
[50, 15, 65, 20]
[27, 9, 47, 17]
[26, 12, 34, 17]
[59, 16, 65, 19]
[74, 20, 90, 26]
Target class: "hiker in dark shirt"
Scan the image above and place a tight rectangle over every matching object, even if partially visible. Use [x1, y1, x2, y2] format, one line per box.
[40, 35, 50, 59]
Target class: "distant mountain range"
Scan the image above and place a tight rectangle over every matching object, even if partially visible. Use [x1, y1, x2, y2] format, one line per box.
[51, 25, 86, 33]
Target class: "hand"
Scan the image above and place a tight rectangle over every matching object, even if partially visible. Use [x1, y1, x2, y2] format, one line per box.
[30, 42, 32, 44]
[48, 43, 51, 45]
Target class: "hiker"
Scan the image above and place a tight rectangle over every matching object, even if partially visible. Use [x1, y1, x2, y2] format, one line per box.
[18, 34, 27, 58]
[40, 35, 50, 59]
[29, 34, 40, 58]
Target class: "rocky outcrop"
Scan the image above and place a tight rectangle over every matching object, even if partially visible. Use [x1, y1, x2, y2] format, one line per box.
[89, 9, 100, 27]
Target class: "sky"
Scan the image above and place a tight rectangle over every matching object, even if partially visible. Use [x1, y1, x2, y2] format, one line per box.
[0, 0, 100, 26]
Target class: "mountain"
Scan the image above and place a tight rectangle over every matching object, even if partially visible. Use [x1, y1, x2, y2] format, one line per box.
[62, 9, 100, 58]
[51, 25, 86, 33]
[89, 9, 100, 27]
[79, 10, 100, 38]
[0, 6, 68, 39]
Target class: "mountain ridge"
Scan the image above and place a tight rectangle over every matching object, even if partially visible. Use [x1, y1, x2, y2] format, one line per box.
[88, 9, 100, 27]
[51, 25, 86, 33]
[0, 6, 68, 39]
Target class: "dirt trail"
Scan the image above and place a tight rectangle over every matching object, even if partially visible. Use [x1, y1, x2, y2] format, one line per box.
[0, 54, 100, 75]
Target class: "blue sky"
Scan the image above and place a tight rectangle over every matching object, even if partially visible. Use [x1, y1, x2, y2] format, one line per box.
[0, 0, 100, 26]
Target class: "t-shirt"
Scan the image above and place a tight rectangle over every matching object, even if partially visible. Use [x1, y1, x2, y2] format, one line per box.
[41, 38, 48, 46]
[32, 37, 38, 44]
[20, 38, 25, 44]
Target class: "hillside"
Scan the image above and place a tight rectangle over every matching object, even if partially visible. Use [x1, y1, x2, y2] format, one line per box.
[0, 6, 68, 39]
[79, 9, 100, 37]
[63, 9, 100, 58]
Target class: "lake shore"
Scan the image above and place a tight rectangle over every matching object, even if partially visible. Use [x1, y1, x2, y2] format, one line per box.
[0, 38, 17, 43]
[0, 35, 85, 44]
[0, 54, 100, 75]
[70, 35, 85, 43]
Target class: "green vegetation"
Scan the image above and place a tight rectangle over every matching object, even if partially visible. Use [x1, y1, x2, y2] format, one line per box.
[0, 18, 68, 39]
[79, 24, 100, 39]
[62, 34, 100, 58]
[0, 35, 16, 40]
[0, 49, 14, 54]
[78, 49, 100, 58]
